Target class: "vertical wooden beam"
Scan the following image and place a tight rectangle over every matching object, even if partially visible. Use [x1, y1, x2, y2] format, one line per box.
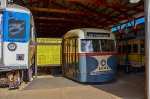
[145, 0, 150, 98]
[35, 38, 37, 78]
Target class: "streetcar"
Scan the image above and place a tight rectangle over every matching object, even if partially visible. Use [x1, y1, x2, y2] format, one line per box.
[62, 28, 117, 82]
[117, 39, 145, 71]
[0, 1, 35, 89]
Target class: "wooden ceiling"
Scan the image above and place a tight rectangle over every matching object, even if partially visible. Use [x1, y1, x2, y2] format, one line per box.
[14, 0, 144, 37]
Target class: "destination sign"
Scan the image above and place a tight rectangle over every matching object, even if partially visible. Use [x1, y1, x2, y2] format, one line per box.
[87, 32, 110, 37]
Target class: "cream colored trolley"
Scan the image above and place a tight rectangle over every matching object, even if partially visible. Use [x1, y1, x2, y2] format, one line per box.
[0, 1, 35, 89]
[62, 28, 117, 82]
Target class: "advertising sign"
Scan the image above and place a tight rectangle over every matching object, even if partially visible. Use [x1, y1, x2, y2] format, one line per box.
[37, 38, 62, 66]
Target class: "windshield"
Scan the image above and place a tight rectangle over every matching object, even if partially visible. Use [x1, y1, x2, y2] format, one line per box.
[8, 18, 26, 39]
[81, 39, 115, 52]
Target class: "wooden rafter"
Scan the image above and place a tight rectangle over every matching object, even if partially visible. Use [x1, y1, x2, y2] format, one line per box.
[23, 0, 46, 5]
[34, 16, 92, 27]
[67, 0, 144, 12]
[36, 23, 80, 27]
[73, 3, 122, 27]
[29, 7, 93, 16]
[16, 0, 144, 37]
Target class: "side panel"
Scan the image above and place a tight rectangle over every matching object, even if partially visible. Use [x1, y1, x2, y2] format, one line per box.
[3, 42, 29, 68]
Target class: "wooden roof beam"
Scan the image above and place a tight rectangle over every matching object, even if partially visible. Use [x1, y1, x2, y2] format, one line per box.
[68, 2, 112, 27]
[37, 28, 75, 33]
[48, 1, 104, 28]
[34, 17, 91, 26]
[24, 0, 46, 5]
[67, 0, 144, 12]
[35, 17, 81, 22]
[73, 3, 123, 28]
[69, 0, 135, 20]
[29, 7, 93, 16]
[36, 23, 79, 27]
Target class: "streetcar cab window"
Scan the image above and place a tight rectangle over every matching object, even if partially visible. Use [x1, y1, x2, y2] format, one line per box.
[141, 44, 144, 53]
[3, 11, 30, 42]
[81, 40, 93, 52]
[117, 45, 122, 53]
[81, 39, 115, 52]
[100, 39, 115, 52]
[122, 45, 126, 53]
[8, 19, 26, 39]
[128, 44, 132, 53]
[133, 44, 138, 53]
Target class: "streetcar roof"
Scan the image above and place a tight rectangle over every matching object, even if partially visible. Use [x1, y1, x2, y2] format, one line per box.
[63, 28, 114, 39]
[5, 4, 31, 14]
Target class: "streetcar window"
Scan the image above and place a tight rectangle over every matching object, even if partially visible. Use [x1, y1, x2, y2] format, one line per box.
[122, 45, 126, 53]
[8, 19, 26, 39]
[81, 40, 93, 52]
[100, 40, 115, 52]
[117, 45, 121, 53]
[128, 44, 132, 53]
[81, 39, 115, 52]
[141, 44, 144, 53]
[133, 44, 138, 53]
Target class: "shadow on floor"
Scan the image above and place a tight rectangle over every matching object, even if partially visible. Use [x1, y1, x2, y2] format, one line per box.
[91, 72, 146, 99]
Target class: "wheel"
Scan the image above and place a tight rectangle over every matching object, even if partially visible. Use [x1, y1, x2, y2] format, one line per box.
[6, 72, 20, 89]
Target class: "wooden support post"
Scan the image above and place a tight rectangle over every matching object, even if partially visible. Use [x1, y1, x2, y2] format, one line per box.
[35, 36, 38, 78]
[145, 0, 150, 98]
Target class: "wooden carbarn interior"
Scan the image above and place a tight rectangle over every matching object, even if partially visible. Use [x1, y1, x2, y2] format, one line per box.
[0, 0, 148, 99]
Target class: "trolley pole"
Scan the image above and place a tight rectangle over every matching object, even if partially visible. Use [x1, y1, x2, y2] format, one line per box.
[145, 0, 150, 98]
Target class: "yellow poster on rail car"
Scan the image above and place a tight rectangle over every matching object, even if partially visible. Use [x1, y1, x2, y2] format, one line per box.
[37, 38, 62, 66]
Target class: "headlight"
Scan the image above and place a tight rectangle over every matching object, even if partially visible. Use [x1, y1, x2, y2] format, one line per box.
[101, 59, 106, 66]
[7, 43, 17, 51]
